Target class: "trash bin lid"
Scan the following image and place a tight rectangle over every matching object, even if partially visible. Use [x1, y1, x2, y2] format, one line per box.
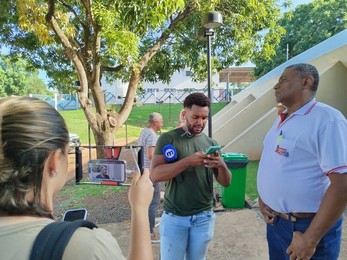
[222, 153, 248, 161]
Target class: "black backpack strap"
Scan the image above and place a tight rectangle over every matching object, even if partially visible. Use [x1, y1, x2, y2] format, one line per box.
[30, 220, 97, 260]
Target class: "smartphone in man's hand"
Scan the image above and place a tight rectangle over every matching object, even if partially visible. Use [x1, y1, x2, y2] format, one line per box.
[205, 145, 221, 155]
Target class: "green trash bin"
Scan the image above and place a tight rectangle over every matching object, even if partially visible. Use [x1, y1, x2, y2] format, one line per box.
[221, 153, 249, 208]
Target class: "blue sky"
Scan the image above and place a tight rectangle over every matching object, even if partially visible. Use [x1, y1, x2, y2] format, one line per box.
[292, 0, 313, 7]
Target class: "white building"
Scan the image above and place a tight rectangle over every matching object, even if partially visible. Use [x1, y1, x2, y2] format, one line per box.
[101, 67, 253, 105]
[101, 78, 128, 105]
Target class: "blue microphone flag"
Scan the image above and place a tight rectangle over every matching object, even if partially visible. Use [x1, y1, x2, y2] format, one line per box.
[162, 144, 177, 163]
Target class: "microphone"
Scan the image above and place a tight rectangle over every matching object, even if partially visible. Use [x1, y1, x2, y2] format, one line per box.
[162, 144, 177, 162]
[162, 144, 182, 183]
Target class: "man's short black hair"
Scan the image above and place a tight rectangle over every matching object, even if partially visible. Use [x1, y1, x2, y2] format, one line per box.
[183, 93, 210, 109]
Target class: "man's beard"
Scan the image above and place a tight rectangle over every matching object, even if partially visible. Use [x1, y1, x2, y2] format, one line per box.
[186, 120, 204, 136]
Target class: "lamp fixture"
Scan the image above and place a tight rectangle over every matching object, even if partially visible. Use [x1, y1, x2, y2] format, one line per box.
[202, 11, 223, 29]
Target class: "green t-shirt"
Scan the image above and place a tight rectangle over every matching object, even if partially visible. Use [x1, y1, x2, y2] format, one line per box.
[154, 127, 218, 216]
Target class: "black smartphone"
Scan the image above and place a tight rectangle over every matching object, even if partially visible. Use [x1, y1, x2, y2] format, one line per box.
[62, 208, 88, 221]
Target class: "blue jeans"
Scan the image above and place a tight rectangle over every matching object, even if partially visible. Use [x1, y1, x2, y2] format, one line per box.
[267, 215, 343, 260]
[148, 182, 161, 233]
[160, 210, 215, 260]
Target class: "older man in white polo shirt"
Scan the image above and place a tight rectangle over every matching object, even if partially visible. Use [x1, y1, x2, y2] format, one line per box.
[257, 63, 347, 260]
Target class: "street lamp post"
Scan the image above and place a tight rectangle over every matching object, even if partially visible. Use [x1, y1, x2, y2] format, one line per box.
[202, 11, 222, 138]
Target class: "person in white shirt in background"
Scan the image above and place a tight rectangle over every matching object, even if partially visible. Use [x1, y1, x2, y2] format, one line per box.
[138, 112, 163, 243]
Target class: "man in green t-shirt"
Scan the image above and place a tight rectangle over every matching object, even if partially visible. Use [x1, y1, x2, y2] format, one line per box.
[150, 93, 231, 260]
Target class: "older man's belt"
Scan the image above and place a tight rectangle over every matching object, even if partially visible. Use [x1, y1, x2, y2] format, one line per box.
[275, 212, 316, 222]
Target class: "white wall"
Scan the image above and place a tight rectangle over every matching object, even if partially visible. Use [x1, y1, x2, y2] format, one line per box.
[101, 78, 128, 105]
[142, 69, 222, 90]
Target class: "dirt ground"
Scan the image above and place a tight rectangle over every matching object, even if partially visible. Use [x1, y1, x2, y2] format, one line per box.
[56, 140, 347, 260]
[100, 207, 347, 260]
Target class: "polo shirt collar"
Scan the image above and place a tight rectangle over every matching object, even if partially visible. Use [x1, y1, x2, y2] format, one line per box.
[278, 98, 317, 126]
[293, 98, 317, 116]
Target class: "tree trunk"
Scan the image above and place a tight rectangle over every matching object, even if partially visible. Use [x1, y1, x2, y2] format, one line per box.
[45, 0, 197, 160]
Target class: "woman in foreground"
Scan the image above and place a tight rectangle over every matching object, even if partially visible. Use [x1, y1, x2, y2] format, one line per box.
[0, 96, 153, 260]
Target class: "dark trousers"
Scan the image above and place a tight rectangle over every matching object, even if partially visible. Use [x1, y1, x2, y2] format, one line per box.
[266, 215, 343, 260]
[148, 182, 161, 233]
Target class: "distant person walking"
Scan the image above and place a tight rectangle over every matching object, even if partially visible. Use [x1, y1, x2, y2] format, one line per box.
[138, 112, 163, 243]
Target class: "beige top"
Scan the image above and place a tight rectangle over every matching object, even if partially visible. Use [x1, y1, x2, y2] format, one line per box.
[0, 219, 126, 260]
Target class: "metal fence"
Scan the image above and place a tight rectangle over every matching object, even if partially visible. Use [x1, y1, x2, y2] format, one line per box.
[136, 88, 230, 104]
[31, 88, 230, 111]
[30, 93, 79, 110]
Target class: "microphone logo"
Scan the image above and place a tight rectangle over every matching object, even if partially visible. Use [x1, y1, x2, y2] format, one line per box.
[162, 144, 177, 163]
[164, 148, 175, 159]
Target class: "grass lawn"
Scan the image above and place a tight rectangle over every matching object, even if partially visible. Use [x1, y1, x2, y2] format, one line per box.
[60, 102, 259, 202]
[245, 160, 259, 201]
[60, 102, 228, 144]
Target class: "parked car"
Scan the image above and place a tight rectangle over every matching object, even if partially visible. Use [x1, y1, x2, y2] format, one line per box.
[69, 133, 81, 153]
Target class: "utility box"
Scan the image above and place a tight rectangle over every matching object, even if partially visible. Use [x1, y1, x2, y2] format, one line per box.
[221, 153, 249, 208]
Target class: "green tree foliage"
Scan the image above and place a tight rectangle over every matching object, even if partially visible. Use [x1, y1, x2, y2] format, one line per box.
[0, 0, 287, 152]
[254, 0, 347, 77]
[0, 55, 49, 96]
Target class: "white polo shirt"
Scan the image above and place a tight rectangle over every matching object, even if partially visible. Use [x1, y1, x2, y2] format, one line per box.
[257, 98, 347, 213]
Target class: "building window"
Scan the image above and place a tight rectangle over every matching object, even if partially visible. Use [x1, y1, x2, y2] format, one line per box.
[185, 71, 192, 77]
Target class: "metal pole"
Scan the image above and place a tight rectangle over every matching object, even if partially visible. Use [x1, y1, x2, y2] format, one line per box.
[226, 69, 230, 102]
[125, 120, 128, 146]
[169, 95, 172, 125]
[88, 125, 91, 159]
[88, 90, 91, 159]
[207, 31, 212, 138]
